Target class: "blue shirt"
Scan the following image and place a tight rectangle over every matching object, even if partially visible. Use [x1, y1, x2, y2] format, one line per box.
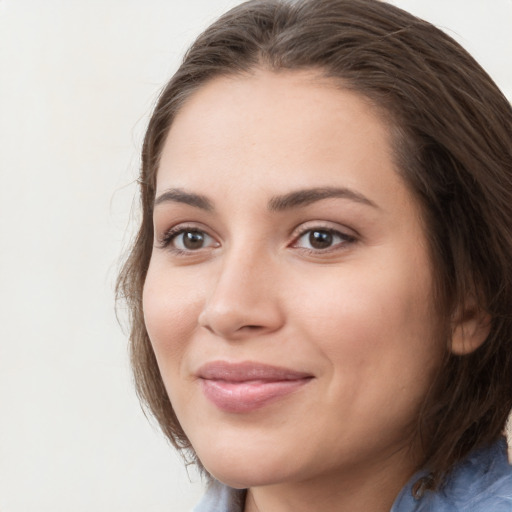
[193, 439, 512, 511]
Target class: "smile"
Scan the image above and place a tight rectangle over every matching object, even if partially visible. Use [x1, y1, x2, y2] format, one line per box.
[197, 361, 314, 413]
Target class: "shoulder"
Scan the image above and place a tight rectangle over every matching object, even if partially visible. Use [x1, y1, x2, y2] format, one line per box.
[393, 438, 512, 511]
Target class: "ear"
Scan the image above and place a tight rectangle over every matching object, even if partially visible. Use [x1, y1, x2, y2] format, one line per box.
[450, 304, 491, 356]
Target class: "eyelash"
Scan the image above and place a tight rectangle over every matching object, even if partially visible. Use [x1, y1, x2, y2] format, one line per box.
[158, 225, 218, 254]
[292, 226, 356, 254]
[157, 224, 357, 255]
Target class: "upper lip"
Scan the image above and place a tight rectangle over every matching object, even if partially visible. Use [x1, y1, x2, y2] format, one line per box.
[197, 361, 314, 382]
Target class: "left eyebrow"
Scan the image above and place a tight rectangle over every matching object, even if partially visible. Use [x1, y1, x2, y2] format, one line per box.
[267, 187, 379, 211]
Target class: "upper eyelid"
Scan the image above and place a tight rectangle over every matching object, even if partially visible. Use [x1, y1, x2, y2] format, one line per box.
[155, 220, 358, 248]
[292, 227, 356, 245]
[157, 221, 211, 235]
[157, 223, 215, 247]
[290, 220, 358, 239]
[174, 229, 217, 249]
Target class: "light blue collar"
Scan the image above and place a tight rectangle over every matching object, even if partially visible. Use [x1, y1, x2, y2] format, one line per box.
[194, 438, 512, 512]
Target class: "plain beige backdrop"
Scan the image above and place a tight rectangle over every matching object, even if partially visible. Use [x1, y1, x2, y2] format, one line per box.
[0, 1, 510, 511]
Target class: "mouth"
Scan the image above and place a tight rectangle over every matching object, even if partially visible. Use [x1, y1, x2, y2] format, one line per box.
[197, 361, 314, 413]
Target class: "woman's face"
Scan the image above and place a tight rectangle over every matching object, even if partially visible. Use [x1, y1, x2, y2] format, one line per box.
[143, 70, 444, 489]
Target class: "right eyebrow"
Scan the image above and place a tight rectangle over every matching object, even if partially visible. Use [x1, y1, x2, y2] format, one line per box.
[153, 188, 214, 211]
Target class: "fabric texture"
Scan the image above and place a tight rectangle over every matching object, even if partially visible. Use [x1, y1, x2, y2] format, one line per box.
[192, 438, 512, 511]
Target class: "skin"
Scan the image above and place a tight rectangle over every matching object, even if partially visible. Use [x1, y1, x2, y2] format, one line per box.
[143, 70, 447, 512]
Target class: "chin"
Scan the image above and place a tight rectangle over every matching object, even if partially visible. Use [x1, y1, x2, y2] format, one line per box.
[205, 466, 288, 490]
[198, 445, 297, 489]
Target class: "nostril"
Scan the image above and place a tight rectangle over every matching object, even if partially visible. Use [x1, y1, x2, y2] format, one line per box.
[198, 292, 284, 338]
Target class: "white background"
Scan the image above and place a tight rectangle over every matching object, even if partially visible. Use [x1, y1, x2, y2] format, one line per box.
[0, 1, 510, 511]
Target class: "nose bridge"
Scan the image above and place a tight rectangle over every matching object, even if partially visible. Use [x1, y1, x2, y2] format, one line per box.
[199, 239, 283, 338]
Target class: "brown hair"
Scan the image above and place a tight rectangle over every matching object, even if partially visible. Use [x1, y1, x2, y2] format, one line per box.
[117, 0, 512, 492]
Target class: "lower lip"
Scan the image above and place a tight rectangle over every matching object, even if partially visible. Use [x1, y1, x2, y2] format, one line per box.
[200, 378, 312, 413]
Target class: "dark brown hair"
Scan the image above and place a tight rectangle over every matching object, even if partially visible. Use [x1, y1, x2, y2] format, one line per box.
[117, 0, 512, 492]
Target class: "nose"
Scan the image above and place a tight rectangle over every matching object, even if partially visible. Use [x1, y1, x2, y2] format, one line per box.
[198, 247, 285, 340]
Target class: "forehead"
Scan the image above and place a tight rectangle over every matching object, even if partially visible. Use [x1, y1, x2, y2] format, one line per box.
[164, 70, 391, 155]
[157, 69, 411, 216]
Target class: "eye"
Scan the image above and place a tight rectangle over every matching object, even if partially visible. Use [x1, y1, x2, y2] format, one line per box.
[161, 227, 218, 252]
[293, 228, 355, 251]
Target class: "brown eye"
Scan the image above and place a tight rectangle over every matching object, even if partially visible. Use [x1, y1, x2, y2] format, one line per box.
[294, 228, 355, 252]
[169, 229, 217, 251]
[182, 231, 206, 250]
[309, 230, 333, 249]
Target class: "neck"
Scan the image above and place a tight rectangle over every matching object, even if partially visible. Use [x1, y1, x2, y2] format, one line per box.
[244, 446, 420, 512]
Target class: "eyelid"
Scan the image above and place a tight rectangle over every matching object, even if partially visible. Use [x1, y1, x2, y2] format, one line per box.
[290, 220, 357, 240]
[156, 223, 219, 251]
[155, 220, 357, 255]
[289, 222, 358, 252]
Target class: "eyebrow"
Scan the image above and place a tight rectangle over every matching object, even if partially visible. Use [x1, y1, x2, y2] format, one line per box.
[267, 187, 379, 211]
[153, 186, 378, 212]
[154, 188, 214, 211]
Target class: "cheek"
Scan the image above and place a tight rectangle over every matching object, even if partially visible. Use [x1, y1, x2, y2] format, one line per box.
[142, 265, 203, 367]
[286, 254, 439, 372]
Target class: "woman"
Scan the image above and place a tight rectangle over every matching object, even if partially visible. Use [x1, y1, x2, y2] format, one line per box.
[117, 0, 512, 510]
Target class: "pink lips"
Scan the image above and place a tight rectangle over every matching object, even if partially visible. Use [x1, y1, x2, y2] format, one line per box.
[197, 361, 313, 413]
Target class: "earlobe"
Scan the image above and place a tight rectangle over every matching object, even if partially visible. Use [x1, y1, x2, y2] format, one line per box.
[450, 306, 491, 356]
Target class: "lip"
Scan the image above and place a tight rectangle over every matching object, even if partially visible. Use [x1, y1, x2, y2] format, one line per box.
[197, 361, 314, 413]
